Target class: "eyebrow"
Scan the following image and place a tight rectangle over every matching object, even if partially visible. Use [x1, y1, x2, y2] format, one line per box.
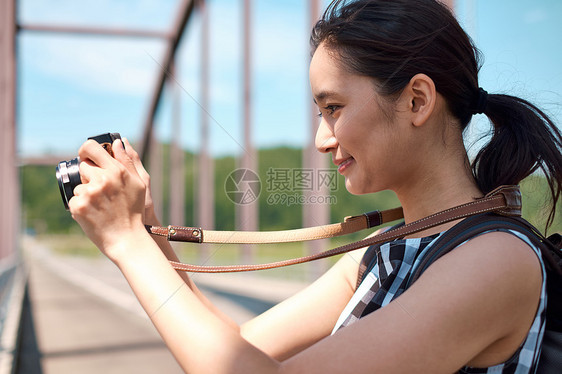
[313, 90, 340, 104]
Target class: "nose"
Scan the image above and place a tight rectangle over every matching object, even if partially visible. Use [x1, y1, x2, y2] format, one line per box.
[315, 118, 338, 154]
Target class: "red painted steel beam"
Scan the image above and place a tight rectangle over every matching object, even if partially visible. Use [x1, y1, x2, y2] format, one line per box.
[169, 62, 185, 228]
[139, 0, 196, 163]
[18, 23, 172, 39]
[238, 0, 258, 262]
[0, 0, 18, 260]
[197, 0, 214, 235]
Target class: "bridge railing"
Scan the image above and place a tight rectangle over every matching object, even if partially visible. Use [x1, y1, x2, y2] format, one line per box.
[0, 256, 27, 374]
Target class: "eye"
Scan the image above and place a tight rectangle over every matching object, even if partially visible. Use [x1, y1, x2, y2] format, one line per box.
[318, 105, 340, 117]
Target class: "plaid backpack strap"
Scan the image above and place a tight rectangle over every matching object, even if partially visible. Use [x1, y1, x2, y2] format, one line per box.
[405, 213, 559, 287]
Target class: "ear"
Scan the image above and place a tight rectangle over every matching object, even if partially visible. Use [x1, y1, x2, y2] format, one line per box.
[405, 73, 436, 127]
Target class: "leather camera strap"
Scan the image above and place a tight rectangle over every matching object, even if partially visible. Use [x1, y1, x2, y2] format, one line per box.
[147, 207, 405, 244]
[146, 185, 521, 273]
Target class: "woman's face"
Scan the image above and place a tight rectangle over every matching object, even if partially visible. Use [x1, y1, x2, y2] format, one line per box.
[310, 44, 414, 195]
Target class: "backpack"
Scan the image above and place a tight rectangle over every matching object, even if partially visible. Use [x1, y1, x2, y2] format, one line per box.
[357, 213, 562, 373]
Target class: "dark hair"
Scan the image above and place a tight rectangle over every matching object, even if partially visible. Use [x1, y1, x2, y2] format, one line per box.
[311, 0, 562, 230]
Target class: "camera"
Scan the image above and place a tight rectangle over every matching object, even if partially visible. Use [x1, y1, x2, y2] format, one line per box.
[55, 133, 121, 210]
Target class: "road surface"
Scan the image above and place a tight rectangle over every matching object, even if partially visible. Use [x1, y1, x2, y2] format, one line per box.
[18, 238, 308, 374]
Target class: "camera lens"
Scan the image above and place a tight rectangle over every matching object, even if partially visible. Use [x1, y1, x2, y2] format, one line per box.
[55, 157, 82, 210]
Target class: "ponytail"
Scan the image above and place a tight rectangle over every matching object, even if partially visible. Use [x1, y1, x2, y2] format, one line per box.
[472, 94, 562, 230]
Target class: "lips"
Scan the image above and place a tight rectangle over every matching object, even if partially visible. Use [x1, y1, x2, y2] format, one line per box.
[335, 157, 354, 174]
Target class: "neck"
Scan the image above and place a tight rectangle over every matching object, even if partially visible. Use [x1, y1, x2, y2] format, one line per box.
[393, 154, 483, 237]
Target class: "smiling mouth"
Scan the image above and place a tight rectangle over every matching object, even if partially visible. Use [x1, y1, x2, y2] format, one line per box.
[336, 158, 354, 173]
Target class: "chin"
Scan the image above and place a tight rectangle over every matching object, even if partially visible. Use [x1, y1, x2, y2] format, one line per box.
[344, 179, 371, 195]
[344, 177, 384, 196]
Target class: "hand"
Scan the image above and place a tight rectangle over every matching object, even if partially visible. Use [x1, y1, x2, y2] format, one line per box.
[69, 138, 147, 260]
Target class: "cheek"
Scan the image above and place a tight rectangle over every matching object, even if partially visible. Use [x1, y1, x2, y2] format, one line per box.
[350, 137, 400, 192]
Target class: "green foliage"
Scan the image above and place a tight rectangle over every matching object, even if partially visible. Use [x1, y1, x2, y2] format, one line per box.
[21, 165, 81, 234]
[520, 176, 562, 235]
[257, 147, 303, 230]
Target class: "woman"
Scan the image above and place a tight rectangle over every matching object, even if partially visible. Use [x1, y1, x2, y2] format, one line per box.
[70, 0, 562, 372]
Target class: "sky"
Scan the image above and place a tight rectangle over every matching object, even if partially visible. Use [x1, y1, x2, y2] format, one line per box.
[16, 0, 562, 160]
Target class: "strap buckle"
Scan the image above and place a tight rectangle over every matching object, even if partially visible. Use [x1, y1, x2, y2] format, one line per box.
[485, 185, 521, 217]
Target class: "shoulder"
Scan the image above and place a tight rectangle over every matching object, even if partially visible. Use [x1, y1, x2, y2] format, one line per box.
[447, 230, 543, 279]
[420, 230, 543, 300]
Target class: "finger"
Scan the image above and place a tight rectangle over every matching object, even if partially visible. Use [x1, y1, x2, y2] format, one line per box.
[78, 159, 100, 184]
[123, 138, 144, 170]
[123, 138, 151, 180]
[122, 138, 137, 157]
[72, 182, 88, 197]
[68, 183, 89, 214]
[112, 139, 140, 177]
[78, 140, 117, 169]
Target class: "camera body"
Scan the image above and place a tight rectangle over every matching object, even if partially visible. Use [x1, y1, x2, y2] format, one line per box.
[56, 133, 121, 210]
